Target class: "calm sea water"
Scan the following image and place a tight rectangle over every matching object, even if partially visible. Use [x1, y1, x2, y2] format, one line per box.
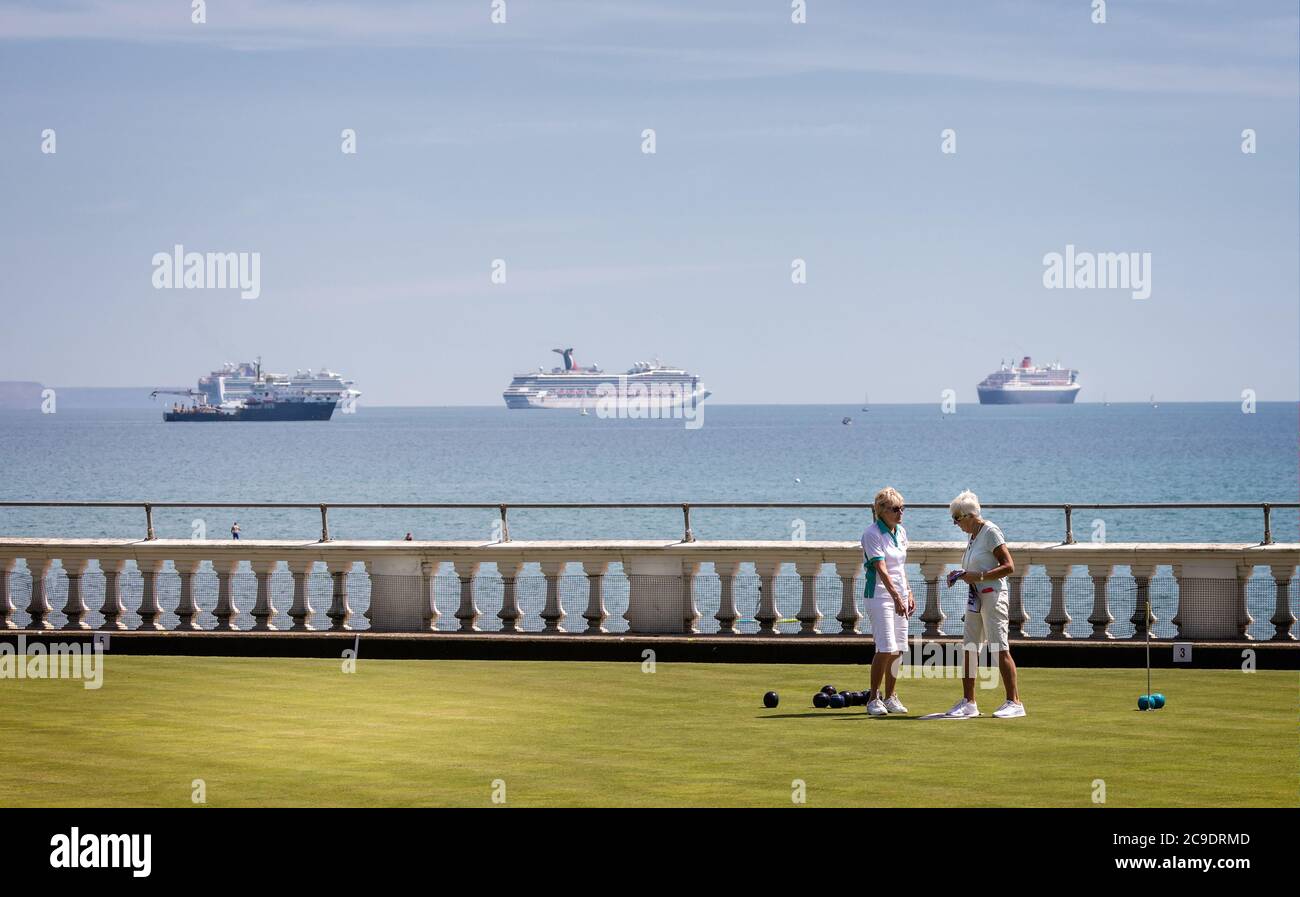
[0, 402, 1295, 543]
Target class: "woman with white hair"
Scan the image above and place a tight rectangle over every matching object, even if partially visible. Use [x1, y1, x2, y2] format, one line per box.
[943, 490, 1025, 719]
[861, 486, 914, 716]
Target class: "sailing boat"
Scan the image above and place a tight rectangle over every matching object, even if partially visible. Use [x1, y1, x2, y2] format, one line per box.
[861, 391, 870, 412]
[1150, 393, 1158, 409]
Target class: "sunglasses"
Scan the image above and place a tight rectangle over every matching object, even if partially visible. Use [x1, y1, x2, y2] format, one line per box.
[885, 506, 904, 514]
[951, 513, 967, 522]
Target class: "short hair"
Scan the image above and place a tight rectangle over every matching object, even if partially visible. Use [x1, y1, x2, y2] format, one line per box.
[873, 487, 905, 519]
[950, 490, 981, 519]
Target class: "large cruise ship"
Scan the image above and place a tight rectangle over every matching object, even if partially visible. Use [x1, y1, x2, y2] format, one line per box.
[503, 348, 710, 410]
[977, 357, 1081, 404]
[197, 361, 360, 407]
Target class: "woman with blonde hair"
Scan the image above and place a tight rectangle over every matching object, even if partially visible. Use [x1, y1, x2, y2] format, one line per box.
[942, 489, 1025, 719]
[861, 486, 914, 716]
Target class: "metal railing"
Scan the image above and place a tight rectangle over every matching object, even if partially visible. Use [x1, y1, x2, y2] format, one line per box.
[0, 500, 1293, 545]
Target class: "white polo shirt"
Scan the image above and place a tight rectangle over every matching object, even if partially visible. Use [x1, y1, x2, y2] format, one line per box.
[961, 521, 1009, 595]
[862, 519, 909, 601]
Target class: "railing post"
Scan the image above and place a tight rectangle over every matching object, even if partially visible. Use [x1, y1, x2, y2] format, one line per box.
[681, 559, 701, 634]
[60, 558, 90, 631]
[682, 503, 695, 543]
[320, 505, 331, 543]
[0, 555, 16, 630]
[499, 504, 510, 543]
[1234, 564, 1255, 640]
[287, 560, 315, 631]
[212, 559, 241, 631]
[714, 561, 740, 634]
[1063, 506, 1074, 544]
[326, 560, 352, 631]
[835, 560, 863, 635]
[250, 560, 278, 631]
[173, 558, 202, 631]
[1007, 574, 1027, 639]
[454, 560, 481, 633]
[582, 560, 609, 634]
[919, 561, 945, 638]
[136, 560, 163, 630]
[1086, 564, 1114, 639]
[754, 560, 781, 635]
[794, 560, 821, 635]
[144, 504, 155, 541]
[1262, 504, 1272, 545]
[1268, 563, 1296, 641]
[419, 561, 437, 632]
[1044, 562, 1073, 637]
[1128, 564, 1155, 640]
[25, 558, 54, 630]
[496, 559, 523, 632]
[98, 558, 128, 631]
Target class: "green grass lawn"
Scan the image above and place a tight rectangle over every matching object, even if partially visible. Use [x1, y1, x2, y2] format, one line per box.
[0, 657, 1294, 807]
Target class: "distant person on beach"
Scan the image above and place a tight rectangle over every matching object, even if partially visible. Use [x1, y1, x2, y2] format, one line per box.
[861, 486, 913, 716]
[231, 522, 240, 540]
[404, 532, 414, 541]
[942, 490, 1024, 719]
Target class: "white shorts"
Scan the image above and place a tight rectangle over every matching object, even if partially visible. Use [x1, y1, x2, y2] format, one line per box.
[865, 596, 910, 653]
[963, 589, 1010, 653]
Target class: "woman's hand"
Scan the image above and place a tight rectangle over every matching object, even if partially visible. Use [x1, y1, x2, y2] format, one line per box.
[906, 593, 917, 618]
[893, 593, 908, 616]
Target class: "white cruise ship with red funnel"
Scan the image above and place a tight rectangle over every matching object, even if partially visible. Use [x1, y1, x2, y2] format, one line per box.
[977, 357, 1081, 404]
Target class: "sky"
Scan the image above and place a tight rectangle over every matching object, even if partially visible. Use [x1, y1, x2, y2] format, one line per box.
[0, 0, 1296, 405]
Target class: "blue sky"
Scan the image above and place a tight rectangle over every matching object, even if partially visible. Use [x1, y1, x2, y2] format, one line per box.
[0, 0, 1296, 404]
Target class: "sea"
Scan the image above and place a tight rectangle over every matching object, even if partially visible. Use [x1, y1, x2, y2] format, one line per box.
[0, 402, 1295, 638]
[0, 402, 1294, 543]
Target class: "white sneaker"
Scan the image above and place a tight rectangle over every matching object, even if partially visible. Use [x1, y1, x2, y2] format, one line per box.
[942, 698, 980, 719]
[992, 700, 1025, 719]
[883, 695, 908, 714]
[865, 698, 889, 716]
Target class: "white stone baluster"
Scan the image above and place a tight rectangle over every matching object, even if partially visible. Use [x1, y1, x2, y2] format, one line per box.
[136, 560, 163, 630]
[454, 560, 480, 632]
[25, 558, 53, 630]
[287, 560, 315, 631]
[0, 555, 16, 629]
[834, 560, 861, 634]
[714, 561, 740, 634]
[250, 560, 278, 631]
[1086, 564, 1114, 639]
[174, 558, 202, 631]
[754, 560, 781, 635]
[212, 560, 241, 631]
[98, 559, 128, 631]
[539, 561, 563, 633]
[420, 561, 437, 632]
[1235, 564, 1255, 640]
[496, 559, 523, 632]
[1128, 564, 1155, 639]
[794, 560, 821, 635]
[582, 560, 609, 634]
[1044, 562, 1072, 638]
[60, 558, 90, 631]
[1268, 563, 1296, 641]
[1007, 574, 1027, 639]
[681, 560, 701, 634]
[326, 560, 352, 630]
[918, 561, 945, 638]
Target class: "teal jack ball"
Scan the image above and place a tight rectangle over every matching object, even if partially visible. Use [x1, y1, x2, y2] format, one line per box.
[1138, 694, 1151, 711]
[1152, 693, 1166, 709]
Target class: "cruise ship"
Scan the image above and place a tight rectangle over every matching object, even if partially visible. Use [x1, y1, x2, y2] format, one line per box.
[977, 357, 1081, 404]
[197, 361, 360, 408]
[503, 348, 710, 410]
